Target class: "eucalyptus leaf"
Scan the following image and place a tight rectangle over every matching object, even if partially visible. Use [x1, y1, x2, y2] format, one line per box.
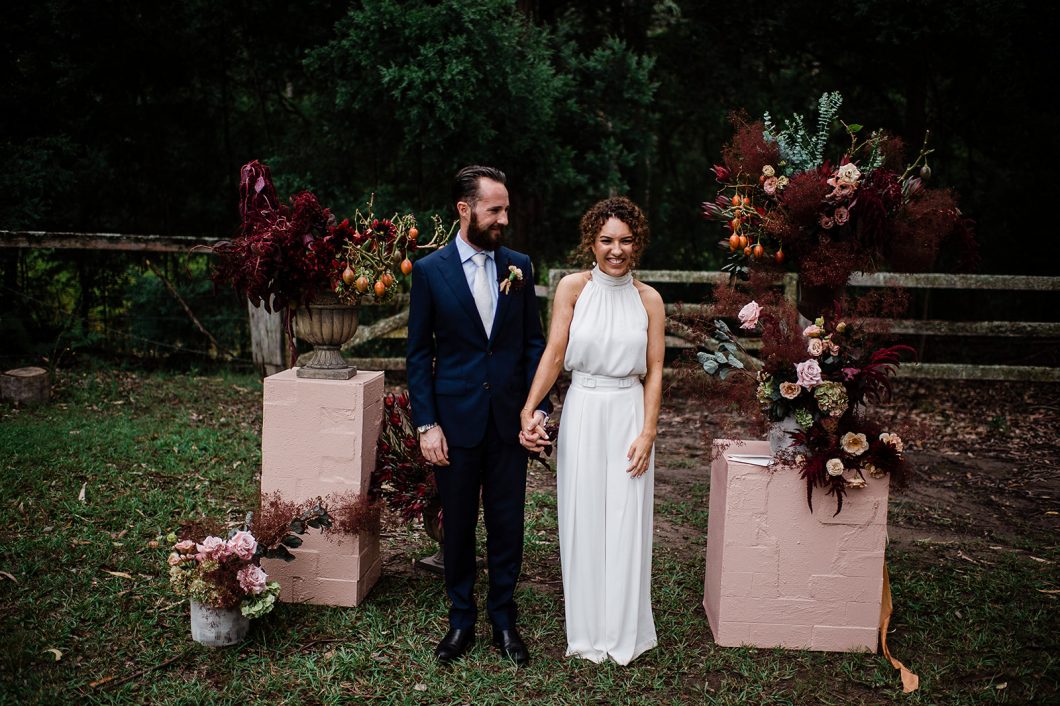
[719, 367, 731, 381]
[281, 535, 303, 549]
[702, 359, 719, 374]
[727, 354, 744, 369]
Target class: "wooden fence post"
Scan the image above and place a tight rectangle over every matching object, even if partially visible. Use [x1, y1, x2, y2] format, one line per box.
[248, 301, 286, 377]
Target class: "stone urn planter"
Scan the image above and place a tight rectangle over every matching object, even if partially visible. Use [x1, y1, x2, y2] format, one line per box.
[189, 601, 250, 647]
[293, 291, 359, 379]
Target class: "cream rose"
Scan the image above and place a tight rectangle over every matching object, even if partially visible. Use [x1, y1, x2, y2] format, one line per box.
[840, 432, 869, 456]
[826, 458, 845, 476]
[762, 164, 775, 177]
[807, 338, 824, 357]
[779, 381, 801, 399]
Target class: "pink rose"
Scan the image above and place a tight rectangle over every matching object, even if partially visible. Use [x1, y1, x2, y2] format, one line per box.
[196, 535, 229, 561]
[763, 176, 778, 195]
[827, 341, 840, 356]
[796, 359, 823, 389]
[227, 531, 258, 561]
[174, 539, 196, 553]
[167, 552, 183, 566]
[819, 214, 834, 229]
[807, 338, 824, 357]
[803, 324, 823, 338]
[237, 564, 268, 595]
[834, 206, 849, 225]
[738, 301, 762, 330]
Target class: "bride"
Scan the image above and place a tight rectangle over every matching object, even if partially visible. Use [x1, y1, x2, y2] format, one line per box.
[519, 196, 665, 665]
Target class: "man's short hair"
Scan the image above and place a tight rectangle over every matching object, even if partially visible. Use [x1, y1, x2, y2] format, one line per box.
[452, 165, 506, 212]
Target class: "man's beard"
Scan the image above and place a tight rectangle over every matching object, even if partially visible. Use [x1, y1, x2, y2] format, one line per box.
[466, 210, 504, 251]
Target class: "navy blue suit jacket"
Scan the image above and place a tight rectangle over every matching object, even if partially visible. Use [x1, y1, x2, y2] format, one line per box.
[406, 240, 548, 448]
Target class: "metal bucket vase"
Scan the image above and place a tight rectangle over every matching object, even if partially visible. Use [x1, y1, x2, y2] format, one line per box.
[416, 504, 445, 575]
[767, 414, 807, 456]
[189, 600, 250, 647]
[293, 292, 359, 379]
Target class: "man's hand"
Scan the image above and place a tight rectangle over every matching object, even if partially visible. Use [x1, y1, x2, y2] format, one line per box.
[420, 425, 450, 466]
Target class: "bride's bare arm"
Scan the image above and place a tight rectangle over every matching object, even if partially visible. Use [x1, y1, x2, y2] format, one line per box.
[627, 284, 665, 477]
[519, 273, 588, 448]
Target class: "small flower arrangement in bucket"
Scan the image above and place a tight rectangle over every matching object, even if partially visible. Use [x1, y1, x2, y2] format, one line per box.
[166, 502, 331, 646]
[692, 292, 913, 515]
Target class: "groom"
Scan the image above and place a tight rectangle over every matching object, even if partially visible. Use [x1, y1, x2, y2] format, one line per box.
[406, 165, 549, 667]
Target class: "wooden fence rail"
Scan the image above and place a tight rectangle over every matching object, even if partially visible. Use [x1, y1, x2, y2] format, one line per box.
[2, 231, 1057, 381]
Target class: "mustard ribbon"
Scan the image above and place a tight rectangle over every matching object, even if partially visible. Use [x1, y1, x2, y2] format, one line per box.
[880, 563, 920, 693]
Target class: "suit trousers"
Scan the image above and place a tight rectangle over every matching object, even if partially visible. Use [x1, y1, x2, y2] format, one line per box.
[435, 408, 527, 631]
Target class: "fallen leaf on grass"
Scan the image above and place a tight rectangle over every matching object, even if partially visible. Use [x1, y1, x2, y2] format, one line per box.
[413, 684, 427, 692]
[104, 571, 134, 579]
[1037, 588, 1060, 594]
[43, 648, 62, 661]
[996, 683, 1008, 690]
[1030, 556, 1053, 564]
[78, 483, 87, 503]
[0, 570, 17, 583]
[89, 676, 115, 688]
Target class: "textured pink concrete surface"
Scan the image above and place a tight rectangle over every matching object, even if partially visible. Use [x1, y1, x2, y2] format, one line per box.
[259, 369, 384, 607]
[703, 439, 889, 652]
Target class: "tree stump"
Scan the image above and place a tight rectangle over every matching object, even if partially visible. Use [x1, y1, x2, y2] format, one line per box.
[1, 367, 50, 405]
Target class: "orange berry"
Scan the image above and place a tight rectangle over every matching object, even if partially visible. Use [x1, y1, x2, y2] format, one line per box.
[729, 234, 740, 251]
[400, 258, 413, 275]
[731, 194, 741, 206]
[738, 234, 748, 249]
[775, 249, 785, 264]
[373, 280, 386, 297]
[743, 246, 753, 257]
[355, 275, 370, 293]
[741, 196, 750, 206]
[342, 267, 356, 286]
[381, 272, 395, 287]
[753, 243, 765, 258]
[408, 226, 419, 240]
[730, 217, 741, 230]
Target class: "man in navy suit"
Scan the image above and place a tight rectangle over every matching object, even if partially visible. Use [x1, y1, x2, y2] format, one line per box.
[406, 165, 549, 667]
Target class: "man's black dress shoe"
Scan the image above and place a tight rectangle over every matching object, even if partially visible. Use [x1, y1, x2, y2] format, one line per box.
[492, 627, 530, 667]
[435, 627, 475, 663]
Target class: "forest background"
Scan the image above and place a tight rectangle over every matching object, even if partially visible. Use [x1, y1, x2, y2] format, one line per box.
[1, 0, 1057, 365]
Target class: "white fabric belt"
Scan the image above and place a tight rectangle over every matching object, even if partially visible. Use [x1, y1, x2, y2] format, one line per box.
[571, 371, 640, 389]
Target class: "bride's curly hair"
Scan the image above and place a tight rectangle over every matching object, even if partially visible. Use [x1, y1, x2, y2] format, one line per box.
[576, 196, 650, 268]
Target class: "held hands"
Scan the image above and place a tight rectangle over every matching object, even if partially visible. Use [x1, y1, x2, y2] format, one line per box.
[518, 409, 550, 453]
[626, 431, 655, 478]
[419, 425, 450, 467]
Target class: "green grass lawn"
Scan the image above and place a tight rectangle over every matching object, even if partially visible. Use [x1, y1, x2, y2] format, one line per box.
[1, 369, 1056, 704]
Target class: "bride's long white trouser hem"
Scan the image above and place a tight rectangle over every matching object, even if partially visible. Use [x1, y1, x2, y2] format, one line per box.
[558, 373, 657, 666]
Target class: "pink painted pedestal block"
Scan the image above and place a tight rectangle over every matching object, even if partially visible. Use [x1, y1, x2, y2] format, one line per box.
[259, 368, 384, 607]
[703, 439, 889, 652]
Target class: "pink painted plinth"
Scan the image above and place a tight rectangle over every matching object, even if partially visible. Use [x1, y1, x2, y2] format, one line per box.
[703, 440, 889, 652]
[259, 368, 384, 607]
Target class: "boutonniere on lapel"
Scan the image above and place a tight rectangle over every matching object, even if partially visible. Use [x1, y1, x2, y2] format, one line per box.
[498, 263, 524, 295]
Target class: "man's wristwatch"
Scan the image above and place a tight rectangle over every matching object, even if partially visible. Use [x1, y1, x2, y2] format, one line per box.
[416, 423, 438, 434]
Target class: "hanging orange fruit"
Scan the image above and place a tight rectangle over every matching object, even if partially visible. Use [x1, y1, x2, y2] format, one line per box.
[400, 258, 413, 275]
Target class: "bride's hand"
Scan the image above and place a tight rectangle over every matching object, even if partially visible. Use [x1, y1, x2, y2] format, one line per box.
[519, 409, 550, 453]
[626, 432, 655, 477]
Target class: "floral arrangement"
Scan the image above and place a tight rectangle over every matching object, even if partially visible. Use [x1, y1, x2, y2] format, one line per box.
[697, 295, 913, 514]
[165, 501, 330, 618]
[212, 160, 451, 312]
[702, 92, 977, 287]
[374, 391, 439, 523]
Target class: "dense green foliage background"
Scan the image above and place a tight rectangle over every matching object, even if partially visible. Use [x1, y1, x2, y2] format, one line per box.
[4, 0, 1054, 266]
[1, 0, 1056, 365]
